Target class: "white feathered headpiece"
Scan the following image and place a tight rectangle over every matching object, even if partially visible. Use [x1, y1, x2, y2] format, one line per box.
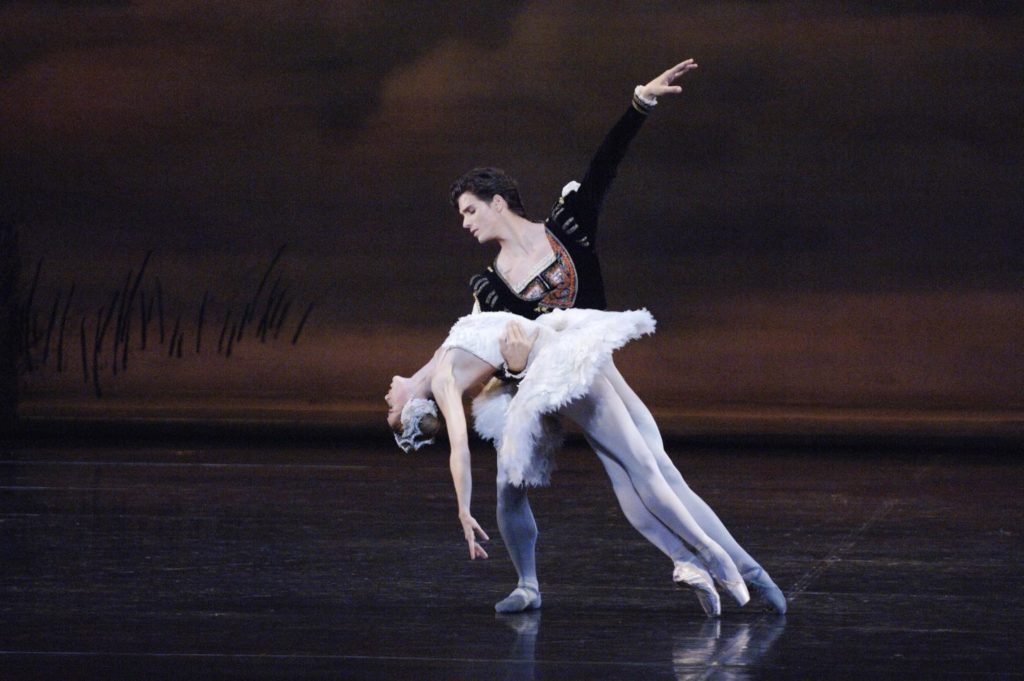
[394, 397, 439, 453]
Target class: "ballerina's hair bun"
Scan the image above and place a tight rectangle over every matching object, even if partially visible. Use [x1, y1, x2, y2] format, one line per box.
[394, 398, 442, 453]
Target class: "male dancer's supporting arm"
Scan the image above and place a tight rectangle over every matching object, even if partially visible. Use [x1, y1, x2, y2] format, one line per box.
[498, 320, 538, 375]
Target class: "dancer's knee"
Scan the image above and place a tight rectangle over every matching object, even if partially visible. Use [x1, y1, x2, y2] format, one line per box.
[624, 451, 662, 484]
[497, 482, 526, 510]
[658, 462, 690, 490]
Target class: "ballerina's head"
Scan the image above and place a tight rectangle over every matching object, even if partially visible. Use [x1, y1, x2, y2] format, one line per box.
[385, 375, 442, 452]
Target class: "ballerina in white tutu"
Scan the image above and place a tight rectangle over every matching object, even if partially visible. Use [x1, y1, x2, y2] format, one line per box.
[386, 308, 785, 617]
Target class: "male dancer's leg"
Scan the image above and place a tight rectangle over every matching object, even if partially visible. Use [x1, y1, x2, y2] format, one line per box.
[494, 481, 542, 613]
[603, 362, 786, 613]
[495, 431, 716, 614]
[561, 375, 749, 606]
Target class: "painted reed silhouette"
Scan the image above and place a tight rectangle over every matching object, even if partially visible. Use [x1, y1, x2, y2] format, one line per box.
[16, 245, 316, 398]
[1, 221, 20, 427]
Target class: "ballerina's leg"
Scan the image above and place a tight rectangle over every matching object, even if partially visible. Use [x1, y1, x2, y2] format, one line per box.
[593, 447, 720, 616]
[603, 361, 786, 613]
[562, 374, 749, 606]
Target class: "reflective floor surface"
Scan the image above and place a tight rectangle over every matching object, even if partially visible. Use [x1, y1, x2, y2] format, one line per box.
[2, 435, 1021, 679]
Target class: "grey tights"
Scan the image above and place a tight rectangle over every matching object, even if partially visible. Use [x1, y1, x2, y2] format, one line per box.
[494, 362, 763, 610]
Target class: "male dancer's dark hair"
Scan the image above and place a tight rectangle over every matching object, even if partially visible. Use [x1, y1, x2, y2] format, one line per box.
[449, 167, 527, 218]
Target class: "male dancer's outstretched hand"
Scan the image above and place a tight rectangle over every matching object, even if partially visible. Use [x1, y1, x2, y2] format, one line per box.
[460, 513, 490, 560]
[638, 58, 699, 100]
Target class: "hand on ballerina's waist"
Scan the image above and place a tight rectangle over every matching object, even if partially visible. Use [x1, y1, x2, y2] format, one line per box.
[499, 320, 539, 374]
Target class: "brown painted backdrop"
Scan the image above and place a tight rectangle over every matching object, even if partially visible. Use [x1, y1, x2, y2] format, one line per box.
[3, 2, 1021, 430]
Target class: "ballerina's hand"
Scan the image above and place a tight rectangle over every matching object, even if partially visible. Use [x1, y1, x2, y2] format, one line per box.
[460, 514, 490, 560]
[639, 58, 699, 99]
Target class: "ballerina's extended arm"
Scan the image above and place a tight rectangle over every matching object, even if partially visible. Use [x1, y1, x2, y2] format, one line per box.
[430, 348, 496, 560]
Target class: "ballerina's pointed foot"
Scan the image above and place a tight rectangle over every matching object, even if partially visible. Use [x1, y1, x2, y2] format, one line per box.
[699, 547, 750, 607]
[672, 560, 721, 618]
[495, 586, 542, 614]
[743, 566, 787, 615]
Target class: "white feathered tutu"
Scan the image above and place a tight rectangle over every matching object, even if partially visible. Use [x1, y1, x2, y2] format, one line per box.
[441, 308, 656, 487]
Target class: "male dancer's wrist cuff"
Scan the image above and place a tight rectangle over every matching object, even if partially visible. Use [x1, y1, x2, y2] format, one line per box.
[499, 363, 528, 383]
[632, 85, 657, 113]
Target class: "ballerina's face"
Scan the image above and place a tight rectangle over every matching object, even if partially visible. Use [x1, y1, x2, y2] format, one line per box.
[385, 375, 413, 431]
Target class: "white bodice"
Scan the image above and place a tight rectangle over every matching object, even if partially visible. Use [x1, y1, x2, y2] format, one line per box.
[441, 308, 656, 487]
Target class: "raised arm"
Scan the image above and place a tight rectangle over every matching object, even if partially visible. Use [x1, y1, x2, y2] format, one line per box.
[637, 58, 699, 101]
[430, 349, 494, 560]
[570, 58, 699, 230]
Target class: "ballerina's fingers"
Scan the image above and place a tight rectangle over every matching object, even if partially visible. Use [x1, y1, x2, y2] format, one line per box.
[471, 517, 490, 542]
[463, 517, 490, 559]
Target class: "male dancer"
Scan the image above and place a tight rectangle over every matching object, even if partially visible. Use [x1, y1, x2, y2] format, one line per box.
[438, 59, 785, 615]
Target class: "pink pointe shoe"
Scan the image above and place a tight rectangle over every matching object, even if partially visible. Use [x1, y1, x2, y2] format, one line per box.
[673, 560, 721, 617]
[698, 547, 750, 607]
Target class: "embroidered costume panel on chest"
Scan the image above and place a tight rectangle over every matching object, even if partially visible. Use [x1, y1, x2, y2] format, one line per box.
[468, 104, 646, 317]
[513, 232, 578, 310]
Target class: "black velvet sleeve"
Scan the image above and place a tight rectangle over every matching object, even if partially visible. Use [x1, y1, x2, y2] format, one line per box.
[565, 104, 648, 236]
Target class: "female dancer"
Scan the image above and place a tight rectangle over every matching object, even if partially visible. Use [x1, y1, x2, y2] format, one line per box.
[441, 59, 785, 615]
[386, 308, 785, 617]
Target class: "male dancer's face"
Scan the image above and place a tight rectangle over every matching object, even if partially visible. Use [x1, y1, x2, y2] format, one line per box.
[456, 192, 502, 244]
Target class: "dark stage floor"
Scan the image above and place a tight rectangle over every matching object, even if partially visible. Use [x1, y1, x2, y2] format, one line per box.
[1, 435, 1021, 679]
